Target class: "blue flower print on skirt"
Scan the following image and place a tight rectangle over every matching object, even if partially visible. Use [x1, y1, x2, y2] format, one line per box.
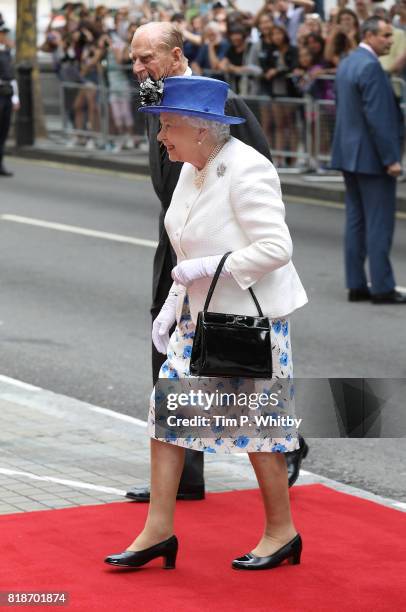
[272, 320, 282, 334]
[182, 345, 192, 359]
[148, 293, 299, 453]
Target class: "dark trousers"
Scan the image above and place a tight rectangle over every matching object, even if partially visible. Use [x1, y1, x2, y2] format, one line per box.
[151, 249, 204, 491]
[151, 333, 204, 490]
[0, 95, 12, 166]
[343, 171, 397, 295]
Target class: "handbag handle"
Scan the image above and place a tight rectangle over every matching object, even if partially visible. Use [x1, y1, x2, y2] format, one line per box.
[203, 252, 264, 317]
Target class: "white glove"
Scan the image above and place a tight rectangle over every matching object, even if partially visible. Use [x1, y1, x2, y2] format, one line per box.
[171, 255, 232, 287]
[152, 290, 178, 355]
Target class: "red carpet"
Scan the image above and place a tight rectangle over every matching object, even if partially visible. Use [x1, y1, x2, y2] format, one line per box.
[0, 484, 405, 612]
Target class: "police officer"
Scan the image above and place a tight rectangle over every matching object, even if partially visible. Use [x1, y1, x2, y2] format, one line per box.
[0, 24, 20, 177]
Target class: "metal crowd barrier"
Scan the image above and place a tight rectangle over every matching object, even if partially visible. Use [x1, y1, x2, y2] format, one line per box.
[311, 75, 406, 171]
[57, 70, 406, 171]
[242, 94, 313, 170]
[59, 76, 146, 150]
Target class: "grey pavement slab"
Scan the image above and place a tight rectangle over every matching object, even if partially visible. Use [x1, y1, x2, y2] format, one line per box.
[0, 377, 405, 517]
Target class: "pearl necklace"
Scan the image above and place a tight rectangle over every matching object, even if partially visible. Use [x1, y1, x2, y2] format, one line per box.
[194, 142, 225, 190]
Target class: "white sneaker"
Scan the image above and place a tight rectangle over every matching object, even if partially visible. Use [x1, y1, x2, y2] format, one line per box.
[66, 136, 81, 148]
[124, 136, 134, 150]
[85, 139, 96, 150]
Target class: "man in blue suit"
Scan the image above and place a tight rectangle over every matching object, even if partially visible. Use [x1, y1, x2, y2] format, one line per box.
[331, 16, 406, 304]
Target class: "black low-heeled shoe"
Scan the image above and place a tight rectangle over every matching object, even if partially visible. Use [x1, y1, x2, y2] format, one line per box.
[232, 534, 302, 570]
[104, 535, 178, 569]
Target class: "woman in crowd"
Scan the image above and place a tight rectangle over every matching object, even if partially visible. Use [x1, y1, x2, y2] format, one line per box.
[72, 25, 103, 149]
[104, 75, 308, 572]
[325, 8, 360, 66]
[247, 12, 274, 141]
[261, 25, 299, 166]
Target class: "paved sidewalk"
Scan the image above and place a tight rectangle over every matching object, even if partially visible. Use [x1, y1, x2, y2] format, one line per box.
[0, 376, 405, 516]
[6, 136, 406, 213]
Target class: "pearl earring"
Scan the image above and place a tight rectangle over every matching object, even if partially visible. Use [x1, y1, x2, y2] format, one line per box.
[197, 140, 202, 145]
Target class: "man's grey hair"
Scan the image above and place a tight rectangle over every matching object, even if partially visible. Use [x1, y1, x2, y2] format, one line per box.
[182, 116, 231, 143]
[136, 22, 185, 54]
[361, 15, 389, 39]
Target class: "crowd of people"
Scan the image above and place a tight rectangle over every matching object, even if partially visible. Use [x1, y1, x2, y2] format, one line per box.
[40, 0, 406, 163]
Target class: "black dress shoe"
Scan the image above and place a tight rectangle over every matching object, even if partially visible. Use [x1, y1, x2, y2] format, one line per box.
[286, 436, 309, 488]
[232, 534, 302, 570]
[0, 167, 13, 177]
[348, 288, 371, 302]
[104, 535, 178, 569]
[371, 290, 406, 304]
[126, 485, 205, 502]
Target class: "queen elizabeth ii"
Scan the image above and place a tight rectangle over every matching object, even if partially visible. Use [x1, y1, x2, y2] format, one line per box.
[105, 76, 308, 572]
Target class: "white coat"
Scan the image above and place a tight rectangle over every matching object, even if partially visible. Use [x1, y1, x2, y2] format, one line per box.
[164, 136, 308, 324]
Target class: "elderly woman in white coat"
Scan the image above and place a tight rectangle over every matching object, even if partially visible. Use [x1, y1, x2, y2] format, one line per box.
[105, 76, 308, 571]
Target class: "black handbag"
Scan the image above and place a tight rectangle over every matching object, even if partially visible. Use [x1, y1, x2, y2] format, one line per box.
[189, 252, 272, 378]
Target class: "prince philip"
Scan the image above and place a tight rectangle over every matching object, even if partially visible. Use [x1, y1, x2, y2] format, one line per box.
[125, 22, 309, 502]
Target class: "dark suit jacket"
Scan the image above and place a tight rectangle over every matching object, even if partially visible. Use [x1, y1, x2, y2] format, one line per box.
[147, 89, 272, 312]
[331, 47, 404, 175]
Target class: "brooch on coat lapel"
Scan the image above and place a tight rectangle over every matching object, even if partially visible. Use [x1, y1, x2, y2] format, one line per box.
[216, 162, 227, 178]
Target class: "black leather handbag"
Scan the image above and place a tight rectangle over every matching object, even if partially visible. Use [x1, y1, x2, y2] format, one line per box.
[189, 252, 272, 378]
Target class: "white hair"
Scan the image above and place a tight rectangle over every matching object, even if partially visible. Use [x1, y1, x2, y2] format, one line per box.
[204, 21, 221, 34]
[182, 115, 231, 143]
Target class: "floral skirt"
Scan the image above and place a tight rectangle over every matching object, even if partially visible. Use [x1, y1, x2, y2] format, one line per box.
[149, 294, 299, 453]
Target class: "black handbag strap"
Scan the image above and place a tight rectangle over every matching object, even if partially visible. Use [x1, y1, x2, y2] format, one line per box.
[203, 252, 264, 317]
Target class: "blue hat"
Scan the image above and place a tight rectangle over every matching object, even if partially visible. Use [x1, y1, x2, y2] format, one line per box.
[138, 76, 245, 125]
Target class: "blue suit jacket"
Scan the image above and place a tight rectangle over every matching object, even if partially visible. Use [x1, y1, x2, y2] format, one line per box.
[331, 47, 403, 175]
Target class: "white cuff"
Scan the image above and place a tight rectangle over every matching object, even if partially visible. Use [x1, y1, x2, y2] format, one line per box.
[224, 256, 258, 290]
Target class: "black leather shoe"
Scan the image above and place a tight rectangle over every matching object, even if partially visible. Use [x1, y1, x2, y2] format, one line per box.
[348, 288, 371, 302]
[286, 436, 309, 488]
[371, 290, 406, 304]
[232, 534, 302, 570]
[125, 485, 205, 502]
[0, 167, 13, 177]
[104, 535, 178, 569]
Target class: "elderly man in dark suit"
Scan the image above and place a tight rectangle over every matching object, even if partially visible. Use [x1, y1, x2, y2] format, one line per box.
[331, 16, 406, 305]
[125, 22, 309, 502]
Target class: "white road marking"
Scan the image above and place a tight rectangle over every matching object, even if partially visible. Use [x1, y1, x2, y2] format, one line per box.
[0, 375, 41, 391]
[0, 214, 158, 248]
[85, 404, 147, 427]
[0, 374, 147, 427]
[0, 468, 126, 496]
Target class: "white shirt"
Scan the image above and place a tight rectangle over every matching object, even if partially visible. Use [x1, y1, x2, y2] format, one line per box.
[359, 42, 378, 59]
